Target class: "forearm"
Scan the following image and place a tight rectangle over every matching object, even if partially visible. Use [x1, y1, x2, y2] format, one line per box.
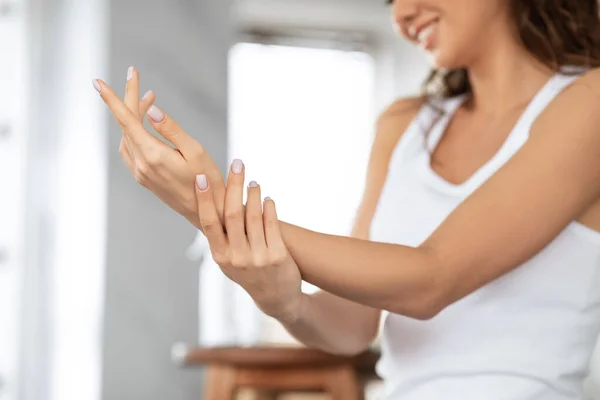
[280, 291, 380, 356]
[280, 222, 444, 319]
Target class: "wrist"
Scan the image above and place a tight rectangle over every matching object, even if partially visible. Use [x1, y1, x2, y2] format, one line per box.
[277, 292, 309, 326]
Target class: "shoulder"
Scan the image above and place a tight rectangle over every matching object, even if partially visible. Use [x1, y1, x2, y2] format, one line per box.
[571, 67, 600, 93]
[533, 68, 600, 140]
[374, 96, 424, 147]
[377, 96, 424, 126]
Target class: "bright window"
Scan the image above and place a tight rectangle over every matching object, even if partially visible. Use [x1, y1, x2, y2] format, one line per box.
[229, 42, 375, 291]
[229, 41, 375, 295]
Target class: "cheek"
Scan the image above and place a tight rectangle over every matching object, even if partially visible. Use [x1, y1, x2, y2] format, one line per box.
[432, 21, 469, 68]
[435, 14, 487, 66]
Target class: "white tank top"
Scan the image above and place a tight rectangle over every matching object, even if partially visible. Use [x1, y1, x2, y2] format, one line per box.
[370, 73, 600, 400]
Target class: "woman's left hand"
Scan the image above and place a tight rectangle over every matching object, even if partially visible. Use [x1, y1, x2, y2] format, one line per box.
[195, 159, 304, 323]
[93, 71, 226, 231]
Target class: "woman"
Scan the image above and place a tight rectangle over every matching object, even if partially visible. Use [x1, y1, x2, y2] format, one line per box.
[93, 0, 600, 398]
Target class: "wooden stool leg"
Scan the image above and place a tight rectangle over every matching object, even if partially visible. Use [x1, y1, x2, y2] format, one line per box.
[323, 366, 362, 400]
[203, 364, 237, 400]
[253, 390, 278, 400]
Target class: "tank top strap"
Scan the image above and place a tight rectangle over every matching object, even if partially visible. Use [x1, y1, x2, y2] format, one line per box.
[511, 73, 583, 139]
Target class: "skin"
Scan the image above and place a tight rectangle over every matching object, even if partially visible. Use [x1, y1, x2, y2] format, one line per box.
[95, 0, 600, 355]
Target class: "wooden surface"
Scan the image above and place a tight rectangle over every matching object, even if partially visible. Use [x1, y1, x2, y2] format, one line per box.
[173, 346, 381, 400]
[177, 346, 380, 374]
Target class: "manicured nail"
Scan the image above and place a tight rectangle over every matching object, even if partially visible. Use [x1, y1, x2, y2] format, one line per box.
[408, 26, 417, 38]
[264, 197, 271, 201]
[92, 79, 101, 93]
[127, 66, 134, 82]
[249, 181, 258, 188]
[142, 90, 153, 101]
[196, 175, 208, 191]
[148, 105, 165, 123]
[232, 159, 243, 174]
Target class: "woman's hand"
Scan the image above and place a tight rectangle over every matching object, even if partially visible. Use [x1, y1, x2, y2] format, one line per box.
[195, 159, 304, 323]
[93, 69, 226, 230]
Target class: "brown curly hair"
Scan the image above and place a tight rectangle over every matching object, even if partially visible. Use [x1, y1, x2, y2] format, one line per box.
[387, 0, 600, 98]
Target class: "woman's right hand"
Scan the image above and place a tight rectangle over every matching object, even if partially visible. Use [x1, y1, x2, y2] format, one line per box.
[195, 160, 305, 324]
[93, 68, 226, 230]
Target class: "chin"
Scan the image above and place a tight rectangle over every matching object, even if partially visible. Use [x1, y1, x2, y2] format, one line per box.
[426, 48, 464, 71]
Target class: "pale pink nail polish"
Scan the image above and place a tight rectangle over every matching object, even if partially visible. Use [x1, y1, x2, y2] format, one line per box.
[92, 79, 101, 93]
[249, 181, 258, 188]
[196, 175, 208, 191]
[142, 90, 153, 101]
[232, 159, 243, 174]
[127, 66, 134, 82]
[148, 105, 165, 123]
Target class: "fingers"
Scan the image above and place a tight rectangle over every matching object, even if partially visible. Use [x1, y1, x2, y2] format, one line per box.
[196, 174, 228, 251]
[246, 181, 267, 250]
[139, 90, 155, 118]
[121, 67, 142, 163]
[93, 78, 155, 148]
[224, 159, 248, 251]
[146, 105, 205, 160]
[124, 66, 140, 118]
[119, 138, 135, 172]
[263, 197, 285, 250]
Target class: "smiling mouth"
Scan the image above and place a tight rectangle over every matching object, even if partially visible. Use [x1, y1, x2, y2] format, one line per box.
[409, 20, 439, 50]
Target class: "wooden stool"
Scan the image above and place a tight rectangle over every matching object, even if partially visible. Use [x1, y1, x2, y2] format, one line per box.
[172, 346, 380, 400]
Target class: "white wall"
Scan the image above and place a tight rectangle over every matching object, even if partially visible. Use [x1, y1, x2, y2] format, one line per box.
[232, 0, 430, 112]
[102, 1, 231, 399]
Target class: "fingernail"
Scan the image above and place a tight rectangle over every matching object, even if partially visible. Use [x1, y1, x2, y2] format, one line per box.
[196, 175, 208, 191]
[92, 79, 101, 93]
[264, 196, 271, 201]
[142, 90, 153, 100]
[148, 105, 165, 123]
[249, 181, 258, 188]
[232, 159, 243, 174]
[127, 66, 134, 82]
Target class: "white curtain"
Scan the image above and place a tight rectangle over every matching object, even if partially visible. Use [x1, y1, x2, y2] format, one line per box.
[18, 1, 108, 400]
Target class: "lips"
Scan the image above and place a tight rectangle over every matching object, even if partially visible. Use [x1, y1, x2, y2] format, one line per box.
[417, 22, 437, 49]
[408, 19, 439, 50]
[417, 24, 434, 44]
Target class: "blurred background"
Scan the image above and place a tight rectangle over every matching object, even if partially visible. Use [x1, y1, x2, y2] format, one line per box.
[0, 0, 598, 399]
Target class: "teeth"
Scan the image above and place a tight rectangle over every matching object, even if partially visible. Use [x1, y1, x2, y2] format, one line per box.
[417, 24, 435, 45]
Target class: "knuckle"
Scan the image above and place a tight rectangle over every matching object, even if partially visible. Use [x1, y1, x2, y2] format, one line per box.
[117, 115, 131, 131]
[251, 253, 268, 268]
[143, 146, 163, 167]
[159, 123, 178, 138]
[265, 217, 279, 229]
[211, 250, 230, 267]
[134, 165, 149, 186]
[136, 161, 150, 177]
[230, 254, 249, 269]
[269, 250, 287, 265]
[247, 212, 263, 226]
[224, 209, 244, 224]
[201, 218, 222, 234]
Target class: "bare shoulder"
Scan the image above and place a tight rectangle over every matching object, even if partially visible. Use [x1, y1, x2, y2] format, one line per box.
[378, 96, 424, 125]
[533, 68, 600, 137]
[572, 67, 600, 94]
[375, 96, 424, 144]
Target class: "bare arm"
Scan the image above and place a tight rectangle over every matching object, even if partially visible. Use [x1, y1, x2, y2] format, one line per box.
[97, 70, 600, 323]
[278, 71, 600, 319]
[279, 99, 422, 355]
